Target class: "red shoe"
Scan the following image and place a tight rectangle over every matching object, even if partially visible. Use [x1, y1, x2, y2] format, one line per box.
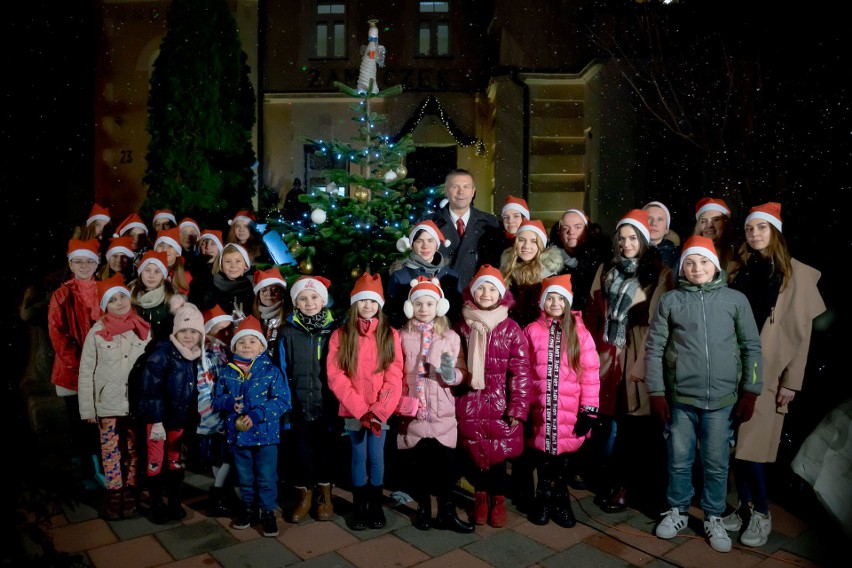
[474, 492, 489, 525]
[489, 495, 507, 527]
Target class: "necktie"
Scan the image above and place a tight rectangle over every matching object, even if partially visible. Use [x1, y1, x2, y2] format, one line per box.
[456, 218, 465, 237]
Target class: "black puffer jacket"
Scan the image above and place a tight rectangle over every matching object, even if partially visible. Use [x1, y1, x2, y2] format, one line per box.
[135, 337, 199, 429]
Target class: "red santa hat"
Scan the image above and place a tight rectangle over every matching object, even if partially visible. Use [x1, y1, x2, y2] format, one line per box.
[137, 250, 169, 277]
[178, 217, 201, 236]
[155, 227, 183, 255]
[198, 229, 224, 253]
[222, 242, 251, 267]
[86, 204, 111, 227]
[616, 209, 651, 243]
[114, 213, 148, 237]
[539, 274, 574, 310]
[290, 275, 331, 305]
[152, 209, 177, 226]
[643, 201, 672, 230]
[404, 276, 449, 318]
[470, 264, 506, 297]
[350, 273, 385, 307]
[203, 304, 233, 335]
[105, 236, 135, 259]
[230, 314, 267, 351]
[517, 219, 548, 246]
[694, 197, 731, 220]
[396, 219, 451, 252]
[253, 267, 287, 294]
[562, 208, 590, 226]
[502, 196, 530, 219]
[67, 239, 100, 262]
[97, 273, 130, 311]
[745, 202, 782, 233]
[679, 235, 721, 274]
[228, 210, 256, 226]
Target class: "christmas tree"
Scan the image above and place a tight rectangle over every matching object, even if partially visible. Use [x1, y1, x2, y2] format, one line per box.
[265, 81, 444, 314]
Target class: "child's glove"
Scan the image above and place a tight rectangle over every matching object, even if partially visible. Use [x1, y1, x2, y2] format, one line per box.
[732, 392, 758, 424]
[650, 396, 671, 424]
[369, 417, 383, 437]
[149, 422, 166, 441]
[574, 405, 598, 436]
[438, 352, 456, 383]
[360, 411, 376, 430]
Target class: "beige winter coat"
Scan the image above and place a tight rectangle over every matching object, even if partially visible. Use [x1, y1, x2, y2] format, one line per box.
[734, 259, 826, 462]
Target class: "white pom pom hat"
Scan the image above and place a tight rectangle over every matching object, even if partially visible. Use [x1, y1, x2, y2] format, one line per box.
[404, 276, 449, 318]
[396, 219, 451, 253]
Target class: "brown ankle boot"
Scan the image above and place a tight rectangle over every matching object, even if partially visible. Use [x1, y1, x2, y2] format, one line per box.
[291, 486, 313, 523]
[122, 486, 139, 519]
[315, 483, 334, 521]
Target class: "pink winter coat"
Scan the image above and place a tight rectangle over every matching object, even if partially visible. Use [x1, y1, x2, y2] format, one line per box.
[524, 311, 601, 455]
[327, 318, 403, 423]
[397, 325, 467, 450]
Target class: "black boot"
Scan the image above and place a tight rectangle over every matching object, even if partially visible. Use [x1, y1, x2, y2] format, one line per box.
[434, 499, 475, 533]
[147, 475, 169, 524]
[552, 489, 576, 528]
[104, 489, 123, 521]
[166, 468, 187, 520]
[413, 497, 431, 531]
[367, 484, 386, 529]
[209, 486, 232, 517]
[350, 485, 369, 531]
[527, 482, 553, 526]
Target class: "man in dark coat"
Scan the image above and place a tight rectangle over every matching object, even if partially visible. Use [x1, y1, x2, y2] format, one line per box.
[427, 169, 501, 288]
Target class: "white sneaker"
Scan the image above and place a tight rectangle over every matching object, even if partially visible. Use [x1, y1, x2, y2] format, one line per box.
[705, 516, 732, 552]
[722, 510, 742, 531]
[656, 507, 688, 539]
[741, 510, 771, 547]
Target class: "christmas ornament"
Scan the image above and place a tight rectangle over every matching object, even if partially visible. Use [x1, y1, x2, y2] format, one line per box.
[351, 267, 362, 278]
[289, 242, 304, 256]
[311, 208, 327, 224]
[357, 20, 385, 95]
[395, 164, 408, 178]
[383, 170, 398, 182]
[299, 259, 313, 274]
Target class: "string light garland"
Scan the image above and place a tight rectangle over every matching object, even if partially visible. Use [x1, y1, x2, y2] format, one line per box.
[394, 95, 486, 156]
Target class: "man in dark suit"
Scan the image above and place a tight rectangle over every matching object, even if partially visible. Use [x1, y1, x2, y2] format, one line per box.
[427, 169, 500, 288]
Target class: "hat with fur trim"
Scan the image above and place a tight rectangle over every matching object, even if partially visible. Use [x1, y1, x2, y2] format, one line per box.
[155, 227, 182, 255]
[67, 239, 100, 262]
[137, 250, 169, 277]
[106, 236, 134, 259]
[562, 209, 590, 226]
[396, 219, 451, 253]
[539, 274, 573, 310]
[114, 213, 148, 237]
[222, 242, 251, 267]
[170, 295, 205, 337]
[517, 219, 548, 246]
[470, 264, 506, 297]
[253, 267, 287, 294]
[404, 276, 449, 318]
[228, 210, 256, 226]
[97, 273, 130, 311]
[152, 209, 177, 227]
[203, 304, 233, 335]
[643, 201, 671, 230]
[502, 196, 530, 219]
[350, 273, 385, 307]
[745, 202, 782, 233]
[290, 275, 331, 305]
[679, 235, 721, 274]
[198, 229, 224, 253]
[616, 209, 651, 243]
[86, 204, 111, 227]
[694, 197, 730, 220]
[178, 217, 200, 236]
[230, 315, 267, 350]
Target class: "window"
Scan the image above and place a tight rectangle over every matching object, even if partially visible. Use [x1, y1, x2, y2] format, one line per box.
[314, 1, 346, 58]
[304, 144, 348, 194]
[417, 1, 450, 57]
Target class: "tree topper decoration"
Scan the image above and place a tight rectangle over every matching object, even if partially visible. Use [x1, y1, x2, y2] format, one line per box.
[356, 19, 385, 95]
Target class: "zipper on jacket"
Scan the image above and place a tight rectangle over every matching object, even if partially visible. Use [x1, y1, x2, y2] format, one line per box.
[700, 288, 711, 409]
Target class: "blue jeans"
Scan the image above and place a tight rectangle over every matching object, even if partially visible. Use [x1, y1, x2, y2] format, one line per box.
[348, 429, 386, 487]
[232, 444, 278, 512]
[665, 403, 733, 518]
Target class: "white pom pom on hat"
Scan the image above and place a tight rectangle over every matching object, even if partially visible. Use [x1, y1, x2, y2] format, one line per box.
[404, 276, 449, 318]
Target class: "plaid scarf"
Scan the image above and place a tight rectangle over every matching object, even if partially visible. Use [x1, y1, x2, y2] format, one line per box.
[413, 321, 434, 421]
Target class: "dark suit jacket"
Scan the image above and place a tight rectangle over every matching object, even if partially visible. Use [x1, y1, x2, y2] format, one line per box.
[427, 206, 501, 288]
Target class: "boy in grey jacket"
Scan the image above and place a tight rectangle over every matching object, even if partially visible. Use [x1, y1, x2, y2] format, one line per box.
[644, 236, 762, 553]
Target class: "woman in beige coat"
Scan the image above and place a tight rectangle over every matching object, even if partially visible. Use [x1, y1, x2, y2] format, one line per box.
[584, 210, 674, 513]
[726, 202, 826, 548]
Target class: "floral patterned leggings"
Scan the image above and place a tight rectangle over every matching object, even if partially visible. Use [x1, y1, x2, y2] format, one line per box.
[97, 417, 138, 491]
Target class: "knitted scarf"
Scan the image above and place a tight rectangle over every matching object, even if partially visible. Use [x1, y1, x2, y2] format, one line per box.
[170, 334, 202, 361]
[296, 308, 328, 333]
[462, 303, 509, 390]
[413, 321, 434, 421]
[602, 257, 640, 348]
[135, 285, 165, 309]
[96, 310, 151, 341]
[544, 319, 562, 455]
[402, 250, 444, 277]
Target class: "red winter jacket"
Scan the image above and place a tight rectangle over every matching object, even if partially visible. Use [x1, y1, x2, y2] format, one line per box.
[48, 278, 100, 391]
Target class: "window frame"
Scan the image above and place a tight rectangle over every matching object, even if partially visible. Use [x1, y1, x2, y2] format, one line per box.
[415, 1, 452, 58]
[311, 1, 347, 60]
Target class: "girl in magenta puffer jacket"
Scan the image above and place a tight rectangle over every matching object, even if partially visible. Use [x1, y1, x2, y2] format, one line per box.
[523, 274, 600, 528]
[455, 265, 531, 528]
